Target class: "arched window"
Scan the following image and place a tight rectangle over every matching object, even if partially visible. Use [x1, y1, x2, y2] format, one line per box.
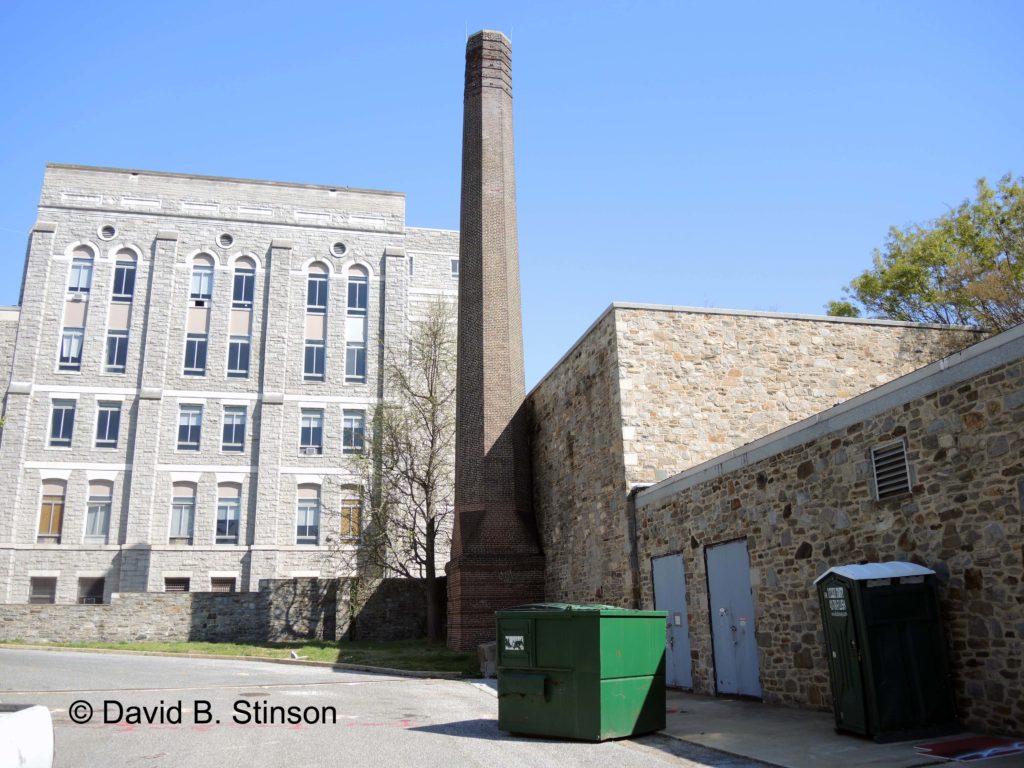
[232, 256, 256, 309]
[296, 484, 321, 544]
[306, 261, 329, 314]
[38, 479, 67, 543]
[347, 265, 368, 316]
[85, 480, 113, 544]
[112, 248, 137, 302]
[170, 482, 196, 544]
[216, 482, 242, 545]
[68, 245, 95, 294]
[190, 254, 215, 302]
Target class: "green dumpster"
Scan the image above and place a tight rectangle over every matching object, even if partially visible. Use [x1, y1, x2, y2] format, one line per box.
[815, 562, 959, 742]
[496, 603, 667, 741]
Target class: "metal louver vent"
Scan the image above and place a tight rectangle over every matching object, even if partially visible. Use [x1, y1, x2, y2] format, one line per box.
[332, 241, 347, 256]
[871, 441, 910, 499]
[218, 233, 234, 248]
[99, 225, 117, 240]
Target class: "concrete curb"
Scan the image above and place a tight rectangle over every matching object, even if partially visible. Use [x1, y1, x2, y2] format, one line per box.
[0, 644, 464, 680]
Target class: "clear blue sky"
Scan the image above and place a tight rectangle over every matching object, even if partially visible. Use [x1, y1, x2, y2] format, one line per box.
[1, 1, 1021, 387]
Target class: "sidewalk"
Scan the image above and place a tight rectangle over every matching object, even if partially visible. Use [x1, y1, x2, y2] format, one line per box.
[663, 691, 1024, 768]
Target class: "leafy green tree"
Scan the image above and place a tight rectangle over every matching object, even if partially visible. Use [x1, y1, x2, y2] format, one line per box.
[827, 174, 1024, 331]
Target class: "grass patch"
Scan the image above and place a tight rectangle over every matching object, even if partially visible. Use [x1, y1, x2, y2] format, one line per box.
[1, 639, 478, 676]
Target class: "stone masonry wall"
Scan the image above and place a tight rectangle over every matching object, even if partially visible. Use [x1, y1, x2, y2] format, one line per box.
[529, 310, 629, 604]
[0, 308, 18, 405]
[528, 304, 980, 610]
[615, 306, 981, 485]
[0, 578, 338, 644]
[635, 341, 1023, 735]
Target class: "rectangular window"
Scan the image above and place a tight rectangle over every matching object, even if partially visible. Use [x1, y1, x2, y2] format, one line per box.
[226, 336, 250, 378]
[296, 499, 320, 544]
[164, 577, 190, 592]
[347, 275, 368, 316]
[216, 497, 241, 544]
[342, 410, 365, 454]
[29, 577, 57, 604]
[299, 409, 324, 455]
[184, 333, 208, 376]
[77, 577, 105, 604]
[85, 495, 112, 544]
[340, 494, 361, 539]
[306, 274, 328, 313]
[58, 327, 84, 371]
[38, 493, 65, 543]
[112, 260, 136, 302]
[169, 497, 195, 543]
[408, 256, 415, 275]
[304, 340, 325, 381]
[450, 258, 459, 278]
[68, 258, 93, 293]
[49, 400, 76, 448]
[177, 405, 203, 451]
[190, 265, 213, 300]
[222, 406, 246, 452]
[232, 269, 255, 308]
[345, 342, 366, 383]
[95, 402, 121, 448]
[211, 577, 236, 593]
[105, 330, 129, 373]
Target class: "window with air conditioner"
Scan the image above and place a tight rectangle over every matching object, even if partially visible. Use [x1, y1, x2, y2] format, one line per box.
[300, 409, 323, 455]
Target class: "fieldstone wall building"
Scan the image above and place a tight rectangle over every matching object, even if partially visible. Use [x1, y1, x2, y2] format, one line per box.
[0, 163, 459, 605]
[528, 302, 979, 607]
[635, 324, 1023, 735]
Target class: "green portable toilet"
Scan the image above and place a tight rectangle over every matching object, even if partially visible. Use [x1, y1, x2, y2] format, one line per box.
[495, 603, 667, 741]
[815, 562, 959, 742]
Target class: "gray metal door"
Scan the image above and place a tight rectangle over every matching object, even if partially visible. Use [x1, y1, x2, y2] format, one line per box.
[652, 553, 693, 688]
[706, 539, 761, 697]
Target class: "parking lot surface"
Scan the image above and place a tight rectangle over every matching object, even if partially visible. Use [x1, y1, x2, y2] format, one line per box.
[0, 648, 763, 768]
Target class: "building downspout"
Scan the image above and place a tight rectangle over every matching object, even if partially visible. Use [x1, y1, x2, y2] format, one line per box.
[626, 484, 650, 609]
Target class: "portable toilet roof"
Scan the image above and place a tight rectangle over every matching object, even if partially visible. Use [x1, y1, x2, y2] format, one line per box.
[813, 561, 935, 585]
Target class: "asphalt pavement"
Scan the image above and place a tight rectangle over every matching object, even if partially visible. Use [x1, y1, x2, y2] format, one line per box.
[0, 648, 765, 768]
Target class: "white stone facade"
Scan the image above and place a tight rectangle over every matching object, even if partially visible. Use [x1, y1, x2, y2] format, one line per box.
[0, 164, 458, 603]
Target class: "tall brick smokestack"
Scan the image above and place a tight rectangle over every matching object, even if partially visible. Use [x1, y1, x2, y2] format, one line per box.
[446, 30, 545, 650]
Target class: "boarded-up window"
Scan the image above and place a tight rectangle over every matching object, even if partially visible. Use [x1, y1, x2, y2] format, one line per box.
[38, 480, 66, 543]
[340, 491, 361, 539]
[29, 577, 57, 604]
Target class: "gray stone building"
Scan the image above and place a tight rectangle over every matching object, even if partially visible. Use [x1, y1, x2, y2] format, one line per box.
[0, 163, 459, 604]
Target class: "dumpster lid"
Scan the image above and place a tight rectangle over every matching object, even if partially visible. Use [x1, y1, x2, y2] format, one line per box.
[814, 561, 935, 584]
[497, 602, 665, 617]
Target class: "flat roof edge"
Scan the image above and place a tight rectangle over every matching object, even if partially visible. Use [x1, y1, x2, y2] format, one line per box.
[609, 302, 980, 331]
[44, 163, 406, 198]
[637, 323, 1022, 508]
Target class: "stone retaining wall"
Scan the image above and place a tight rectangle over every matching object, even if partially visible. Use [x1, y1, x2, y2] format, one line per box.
[0, 577, 435, 644]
